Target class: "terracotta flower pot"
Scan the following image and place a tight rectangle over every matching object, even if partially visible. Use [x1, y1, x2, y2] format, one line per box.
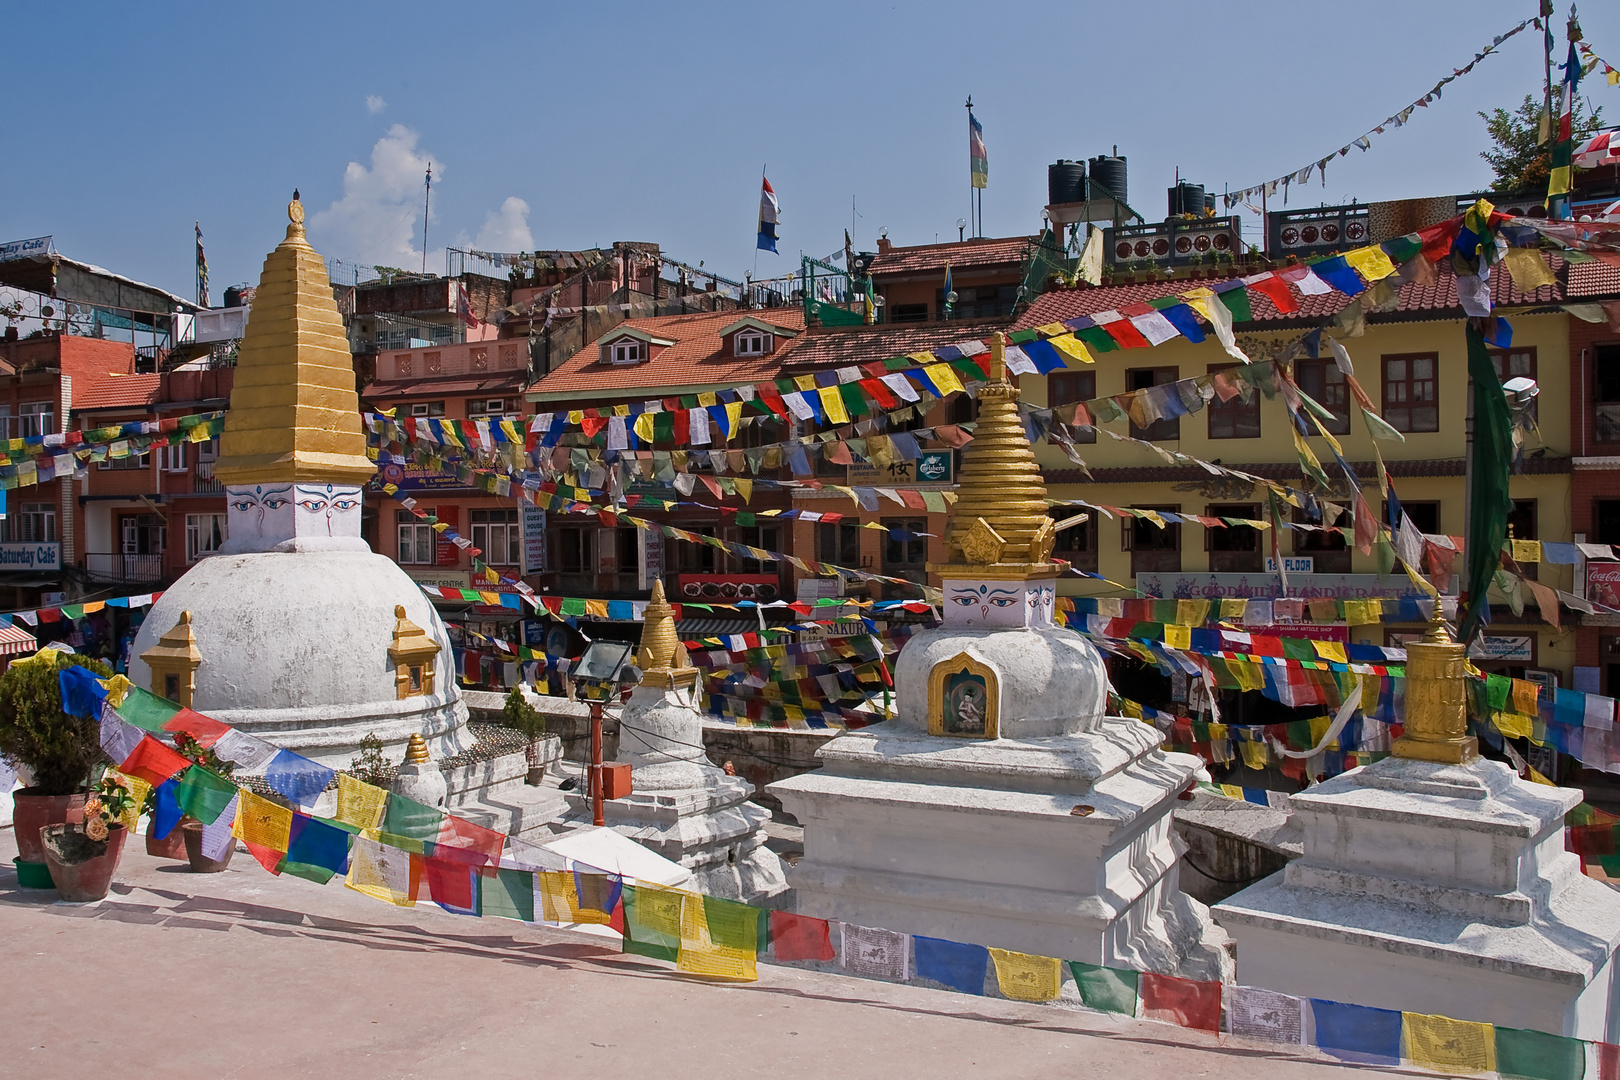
[12, 789, 88, 867]
[181, 821, 234, 873]
[146, 825, 188, 860]
[39, 823, 126, 902]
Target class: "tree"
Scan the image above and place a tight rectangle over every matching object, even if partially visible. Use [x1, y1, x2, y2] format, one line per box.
[1479, 94, 1605, 193]
[0, 652, 114, 795]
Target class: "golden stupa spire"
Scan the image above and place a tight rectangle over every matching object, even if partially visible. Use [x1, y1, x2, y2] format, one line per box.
[933, 333, 1057, 576]
[212, 193, 377, 487]
[635, 580, 699, 690]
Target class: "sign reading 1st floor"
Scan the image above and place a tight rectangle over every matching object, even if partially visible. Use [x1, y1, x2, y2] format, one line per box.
[0, 543, 60, 572]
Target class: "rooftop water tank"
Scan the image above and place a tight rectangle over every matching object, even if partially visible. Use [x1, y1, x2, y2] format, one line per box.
[1048, 160, 1086, 205]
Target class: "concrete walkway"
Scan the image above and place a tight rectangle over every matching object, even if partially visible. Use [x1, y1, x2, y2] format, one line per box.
[0, 829, 1408, 1079]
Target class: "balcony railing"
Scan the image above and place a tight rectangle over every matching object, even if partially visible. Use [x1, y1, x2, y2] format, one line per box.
[1595, 404, 1620, 445]
[194, 459, 223, 493]
[85, 553, 165, 584]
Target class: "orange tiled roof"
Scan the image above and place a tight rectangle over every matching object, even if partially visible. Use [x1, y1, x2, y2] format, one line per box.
[71, 371, 163, 411]
[783, 316, 1015, 371]
[530, 307, 806, 399]
[868, 236, 1034, 277]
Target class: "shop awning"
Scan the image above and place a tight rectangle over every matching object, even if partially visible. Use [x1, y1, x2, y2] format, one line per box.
[675, 617, 760, 638]
[0, 622, 41, 656]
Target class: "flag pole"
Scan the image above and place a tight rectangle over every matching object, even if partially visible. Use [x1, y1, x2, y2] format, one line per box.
[753, 164, 765, 285]
[422, 164, 432, 276]
[966, 97, 975, 238]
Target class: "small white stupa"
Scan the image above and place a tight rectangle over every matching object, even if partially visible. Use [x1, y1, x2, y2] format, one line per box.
[126, 195, 470, 768]
[771, 334, 1228, 978]
[560, 581, 787, 903]
[1217, 614, 1620, 1038]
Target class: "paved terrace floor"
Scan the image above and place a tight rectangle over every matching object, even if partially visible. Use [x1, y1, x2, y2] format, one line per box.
[0, 829, 1412, 1079]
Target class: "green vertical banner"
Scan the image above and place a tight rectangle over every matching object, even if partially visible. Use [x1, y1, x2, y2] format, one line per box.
[1461, 322, 1514, 644]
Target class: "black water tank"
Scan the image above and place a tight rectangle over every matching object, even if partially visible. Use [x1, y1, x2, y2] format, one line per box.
[1089, 154, 1128, 205]
[1205, 193, 1217, 216]
[224, 286, 245, 308]
[1048, 160, 1086, 205]
[1168, 181, 1205, 218]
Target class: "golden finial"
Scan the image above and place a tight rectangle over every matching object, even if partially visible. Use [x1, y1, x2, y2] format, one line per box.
[635, 580, 699, 690]
[1392, 605, 1478, 764]
[933, 332, 1058, 577]
[404, 733, 431, 764]
[213, 194, 375, 487]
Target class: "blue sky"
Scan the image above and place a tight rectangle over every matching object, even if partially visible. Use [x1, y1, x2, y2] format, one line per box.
[3, 0, 1614, 300]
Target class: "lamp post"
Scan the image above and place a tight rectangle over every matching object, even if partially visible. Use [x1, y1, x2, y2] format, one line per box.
[571, 639, 640, 828]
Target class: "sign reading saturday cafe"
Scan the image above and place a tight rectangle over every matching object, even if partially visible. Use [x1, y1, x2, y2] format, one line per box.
[0, 542, 60, 572]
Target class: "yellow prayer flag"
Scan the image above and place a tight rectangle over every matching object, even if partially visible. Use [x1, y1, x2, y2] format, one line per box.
[1402, 1013, 1494, 1075]
[1511, 539, 1541, 564]
[725, 402, 743, 438]
[1504, 247, 1558, 293]
[633, 412, 656, 442]
[923, 363, 965, 397]
[1496, 711, 1534, 740]
[345, 831, 419, 907]
[336, 774, 388, 830]
[585, 599, 609, 618]
[817, 386, 849, 425]
[234, 789, 293, 851]
[1313, 640, 1348, 664]
[99, 674, 132, 707]
[1240, 734, 1270, 771]
[1175, 599, 1208, 627]
[1164, 625, 1191, 651]
[1343, 245, 1397, 282]
[188, 423, 213, 443]
[678, 893, 757, 980]
[567, 410, 584, 425]
[1047, 333, 1095, 365]
[537, 871, 613, 924]
[793, 375, 816, 393]
[105, 769, 149, 833]
[1511, 679, 1541, 716]
[987, 948, 1062, 1002]
[906, 351, 935, 365]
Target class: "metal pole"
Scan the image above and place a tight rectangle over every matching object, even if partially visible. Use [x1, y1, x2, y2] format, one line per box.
[590, 699, 605, 826]
[421, 165, 432, 276]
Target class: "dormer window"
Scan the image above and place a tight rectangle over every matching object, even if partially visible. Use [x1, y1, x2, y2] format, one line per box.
[608, 339, 645, 365]
[734, 331, 771, 357]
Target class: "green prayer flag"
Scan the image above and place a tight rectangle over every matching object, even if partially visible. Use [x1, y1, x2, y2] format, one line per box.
[1486, 674, 1512, 712]
[382, 793, 445, 843]
[1462, 323, 1515, 644]
[482, 867, 535, 922]
[1076, 326, 1118, 354]
[177, 766, 236, 824]
[116, 686, 183, 733]
[701, 895, 759, 954]
[1007, 328, 1039, 344]
[838, 382, 868, 418]
[1281, 638, 1316, 662]
[376, 830, 426, 855]
[1218, 287, 1253, 322]
[1382, 235, 1423, 265]
[560, 597, 587, 617]
[1069, 961, 1138, 1014]
[280, 861, 339, 885]
[623, 885, 681, 963]
[1493, 1025, 1586, 1080]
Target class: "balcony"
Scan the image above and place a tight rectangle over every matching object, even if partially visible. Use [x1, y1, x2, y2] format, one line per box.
[194, 459, 223, 494]
[85, 553, 165, 584]
[1104, 217, 1242, 270]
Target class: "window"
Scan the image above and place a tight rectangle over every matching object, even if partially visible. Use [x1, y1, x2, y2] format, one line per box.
[946, 394, 978, 425]
[882, 519, 928, 574]
[1382, 353, 1439, 433]
[1205, 503, 1262, 572]
[120, 514, 165, 555]
[1294, 504, 1352, 573]
[185, 513, 226, 562]
[890, 303, 929, 323]
[1295, 359, 1352, 435]
[616, 528, 640, 582]
[197, 437, 219, 463]
[1207, 364, 1260, 439]
[408, 401, 446, 418]
[736, 525, 780, 574]
[1126, 368, 1180, 441]
[673, 526, 716, 573]
[556, 526, 592, 575]
[468, 398, 517, 418]
[100, 446, 151, 470]
[1122, 504, 1181, 575]
[159, 442, 187, 472]
[396, 509, 436, 564]
[1385, 500, 1440, 534]
[734, 331, 771, 357]
[817, 522, 861, 566]
[1489, 347, 1538, 423]
[1050, 506, 1097, 572]
[470, 507, 521, 565]
[10, 503, 55, 543]
[19, 402, 53, 438]
[607, 338, 645, 365]
[1595, 345, 1620, 443]
[1048, 371, 1096, 443]
[1596, 499, 1620, 544]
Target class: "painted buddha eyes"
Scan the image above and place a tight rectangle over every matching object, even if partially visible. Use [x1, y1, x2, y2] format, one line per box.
[297, 497, 326, 513]
[989, 596, 1016, 608]
[330, 497, 359, 511]
[951, 596, 978, 607]
[229, 498, 257, 513]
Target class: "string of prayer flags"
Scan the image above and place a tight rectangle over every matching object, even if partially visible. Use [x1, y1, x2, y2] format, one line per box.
[987, 948, 1063, 1003]
[480, 868, 536, 923]
[839, 923, 910, 981]
[264, 749, 336, 810]
[769, 911, 836, 963]
[1069, 961, 1139, 1015]
[1140, 972, 1223, 1032]
[1492, 1025, 1589, 1080]
[914, 935, 989, 995]
[234, 788, 294, 853]
[622, 883, 685, 963]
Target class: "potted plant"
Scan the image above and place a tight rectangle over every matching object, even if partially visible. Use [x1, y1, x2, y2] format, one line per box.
[505, 686, 560, 785]
[0, 650, 114, 888]
[171, 731, 237, 873]
[142, 782, 187, 860]
[39, 771, 132, 902]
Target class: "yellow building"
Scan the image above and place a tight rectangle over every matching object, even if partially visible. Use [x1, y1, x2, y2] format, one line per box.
[1014, 257, 1576, 685]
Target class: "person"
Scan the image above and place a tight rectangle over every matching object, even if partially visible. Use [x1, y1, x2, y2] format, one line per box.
[722, 760, 737, 777]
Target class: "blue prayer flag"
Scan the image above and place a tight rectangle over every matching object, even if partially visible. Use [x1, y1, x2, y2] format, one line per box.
[1309, 257, 1367, 297]
[1310, 999, 1402, 1065]
[264, 749, 337, 810]
[151, 777, 183, 840]
[914, 935, 988, 995]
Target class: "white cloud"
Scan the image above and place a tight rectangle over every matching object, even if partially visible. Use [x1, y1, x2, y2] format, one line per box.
[309, 124, 438, 270]
[474, 197, 534, 253]
[365, 95, 386, 114]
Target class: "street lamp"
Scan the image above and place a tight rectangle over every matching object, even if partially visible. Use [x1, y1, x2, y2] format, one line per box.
[571, 640, 641, 827]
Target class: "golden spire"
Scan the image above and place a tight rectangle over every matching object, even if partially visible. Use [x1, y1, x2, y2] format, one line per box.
[404, 733, 431, 764]
[635, 580, 699, 690]
[934, 333, 1058, 576]
[213, 193, 377, 487]
[1392, 608, 1479, 764]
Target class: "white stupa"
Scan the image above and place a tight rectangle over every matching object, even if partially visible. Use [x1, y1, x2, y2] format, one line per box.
[559, 581, 787, 903]
[771, 334, 1228, 978]
[127, 195, 470, 768]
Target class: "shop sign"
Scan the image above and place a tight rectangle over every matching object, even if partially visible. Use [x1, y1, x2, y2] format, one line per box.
[1587, 562, 1620, 608]
[1138, 572, 1437, 601]
[847, 449, 953, 488]
[521, 505, 547, 574]
[0, 542, 60, 572]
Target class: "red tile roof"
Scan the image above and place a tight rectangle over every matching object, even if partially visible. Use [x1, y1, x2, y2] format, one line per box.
[782, 317, 1015, 371]
[1014, 253, 1571, 332]
[1569, 260, 1620, 300]
[869, 236, 1034, 277]
[529, 307, 807, 400]
[71, 371, 162, 411]
[363, 375, 527, 401]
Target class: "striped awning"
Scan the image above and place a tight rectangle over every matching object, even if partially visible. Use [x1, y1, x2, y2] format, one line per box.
[0, 622, 40, 656]
[675, 617, 760, 638]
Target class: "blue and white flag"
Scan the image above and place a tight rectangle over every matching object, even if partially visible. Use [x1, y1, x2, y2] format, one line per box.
[757, 176, 780, 253]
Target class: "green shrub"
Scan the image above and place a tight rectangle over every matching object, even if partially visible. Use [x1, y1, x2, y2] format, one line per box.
[0, 651, 115, 796]
[503, 686, 546, 741]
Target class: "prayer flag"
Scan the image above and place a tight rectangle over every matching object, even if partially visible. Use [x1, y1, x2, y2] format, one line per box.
[1140, 972, 1221, 1031]
[382, 791, 445, 843]
[839, 923, 909, 981]
[1402, 1012, 1495, 1075]
[969, 109, 988, 189]
[424, 857, 480, 915]
[482, 867, 536, 922]
[284, 813, 352, 879]
[1068, 961, 1138, 1015]
[1225, 985, 1304, 1043]
[150, 776, 183, 840]
[209, 728, 279, 772]
[119, 735, 191, 786]
[115, 686, 184, 732]
[199, 793, 237, 861]
[1548, 33, 1581, 219]
[769, 911, 835, 962]
[574, 870, 623, 922]
[914, 935, 988, 995]
[176, 764, 236, 825]
[99, 702, 146, 765]
[234, 789, 294, 852]
[623, 883, 685, 963]
[678, 894, 758, 980]
[1311, 999, 1403, 1065]
[1493, 1025, 1586, 1080]
[987, 948, 1061, 1002]
[160, 708, 231, 748]
[345, 831, 421, 907]
[264, 749, 335, 810]
[335, 774, 388, 831]
[757, 175, 780, 253]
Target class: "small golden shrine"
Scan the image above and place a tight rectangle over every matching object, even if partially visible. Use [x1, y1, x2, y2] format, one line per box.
[1392, 612, 1479, 764]
[139, 610, 203, 707]
[389, 604, 442, 699]
[635, 580, 700, 691]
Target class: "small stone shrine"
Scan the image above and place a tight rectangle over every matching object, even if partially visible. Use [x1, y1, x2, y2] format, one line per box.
[560, 581, 787, 903]
[1217, 614, 1620, 1038]
[771, 334, 1228, 977]
[127, 196, 470, 767]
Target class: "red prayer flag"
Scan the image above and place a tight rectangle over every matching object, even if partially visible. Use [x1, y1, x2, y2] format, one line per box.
[423, 856, 477, 908]
[1596, 1040, 1620, 1080]
[1417, 218, 1462, 264]
[243, 839, 286, 875]
[435, 815, 506, 868]
[1140, 972, 1222, 1032]
[1100, 318, 1152, 349]
[119, 734, 192, 786]
[1244, 273, 1299, 315]
[770, 911, 835, 961]
[861, 377, 898, 409]
[161, 708, 231, 748]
